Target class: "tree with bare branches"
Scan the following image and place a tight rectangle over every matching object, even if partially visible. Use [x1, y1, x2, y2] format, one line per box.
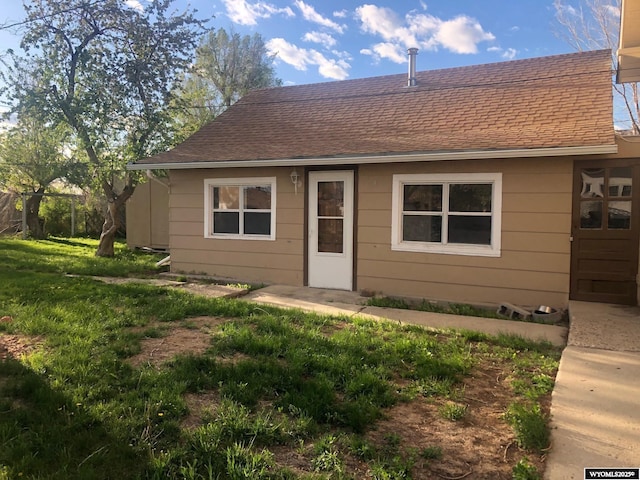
[554, 0, 639, 134]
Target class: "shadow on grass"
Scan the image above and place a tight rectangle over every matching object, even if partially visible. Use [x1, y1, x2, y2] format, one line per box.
[0, 358, 147, 479]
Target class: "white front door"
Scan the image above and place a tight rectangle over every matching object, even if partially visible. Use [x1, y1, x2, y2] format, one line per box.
[308, 170, 354, 290]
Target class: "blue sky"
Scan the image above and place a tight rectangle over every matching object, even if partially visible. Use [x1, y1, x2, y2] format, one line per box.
[0, 0, 600, 86]
[198, 0, 590, 85]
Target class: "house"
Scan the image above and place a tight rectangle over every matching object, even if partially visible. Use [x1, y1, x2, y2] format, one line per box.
[617, 0, 640, 83]
[129, 48, 640, 307]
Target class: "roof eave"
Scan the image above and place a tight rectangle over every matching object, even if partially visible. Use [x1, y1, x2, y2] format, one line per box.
[127, 144, 618, 171]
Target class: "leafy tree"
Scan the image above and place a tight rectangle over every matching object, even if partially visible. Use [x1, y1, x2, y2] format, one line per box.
[0, 116, 75, 238]
[2, 0, 204, 255]
[554, 0, 639, 134]
[173, 28, 281, 139]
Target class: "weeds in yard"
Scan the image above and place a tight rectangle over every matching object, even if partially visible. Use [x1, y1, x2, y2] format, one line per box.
[512, 456, 541, 480]
[366, 295, 509, 320]
[505, 403, 550, 452]
[439, 402, 468, 421]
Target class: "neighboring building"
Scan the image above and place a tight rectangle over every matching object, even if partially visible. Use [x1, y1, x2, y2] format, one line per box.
[126, 179, 169, 251]
[129, 49, 640, 307]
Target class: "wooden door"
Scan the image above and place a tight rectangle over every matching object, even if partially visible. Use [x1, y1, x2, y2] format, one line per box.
[570, 160, 640, 304]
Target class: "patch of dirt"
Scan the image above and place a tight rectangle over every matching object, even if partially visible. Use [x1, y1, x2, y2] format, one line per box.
[364, 360, 543, 480]
[127, 316, 228, 368]
[0, 333, 42, 360]
[182, 391, 222, 430]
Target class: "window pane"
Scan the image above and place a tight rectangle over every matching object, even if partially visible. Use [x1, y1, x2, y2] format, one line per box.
[403, 185, 442, 211]
[245, 186, 271, 209]
[214, 186, 239, 209]
[402, 215, 442, 242]
[608, 201, 631, 230]
[244, 212, 271, 235]
[214, 212, 239, 234]
[449, 184, 492, 212]
[318, 218, 343, 253]
[609, 167, 632, 197]
[581, 169, 605, 198]
[448, 216, 491, 245]
[318, 181, 344, 217]
[580, 200, 602, 229]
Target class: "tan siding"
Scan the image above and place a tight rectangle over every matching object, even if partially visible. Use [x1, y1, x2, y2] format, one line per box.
[359, 210, 392, 227]
[170, 236, 303, 253]
[357, 158, 573, 307]
[502, 212, 570, 233]
[170, 207, 204, 223]
[168, 167, 304, 285]
[357, 244, 568, 273]
[503, 193, 572, 214]
[360, 277, 568, 309]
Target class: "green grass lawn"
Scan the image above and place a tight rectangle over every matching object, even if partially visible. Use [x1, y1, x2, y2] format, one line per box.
[0, 237, 561, 479]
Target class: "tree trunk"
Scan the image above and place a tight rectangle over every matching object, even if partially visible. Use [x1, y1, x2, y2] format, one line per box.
[95, 183, 136, 257]
[25, 189, 46, 239]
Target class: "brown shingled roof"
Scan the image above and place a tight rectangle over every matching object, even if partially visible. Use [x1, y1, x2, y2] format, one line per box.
[135, 49, 614, 167]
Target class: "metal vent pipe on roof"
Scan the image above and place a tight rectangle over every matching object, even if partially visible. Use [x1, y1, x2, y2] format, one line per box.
[407, 48, 418, 87]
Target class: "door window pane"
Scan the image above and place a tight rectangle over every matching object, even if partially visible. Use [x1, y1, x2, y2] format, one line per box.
[580, 200, 603, 229]
[402, 215, 442, 242]
[449, 184, 492, 212]
[318, 218, 343, 253]
[581, 169, 605, 198]
[318, 182, 344, 217]
[609, 167, 632, 197]
[608, 201, 631, 229]
[403, 185, 442, 211]
[448, 216, 491, 244]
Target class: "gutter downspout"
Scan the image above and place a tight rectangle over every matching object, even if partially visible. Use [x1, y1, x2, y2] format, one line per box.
[146, 169, 169, 188]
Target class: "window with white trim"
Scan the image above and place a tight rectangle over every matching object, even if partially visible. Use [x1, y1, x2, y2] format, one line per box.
[204, 177, 276, 240]
[391, 173, 502, 256]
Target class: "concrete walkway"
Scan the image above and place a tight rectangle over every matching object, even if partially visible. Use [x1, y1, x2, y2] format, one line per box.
[544, 301, 640, 479]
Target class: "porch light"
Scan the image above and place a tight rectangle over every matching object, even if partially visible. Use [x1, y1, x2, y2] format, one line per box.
[290, 169, 300, 194]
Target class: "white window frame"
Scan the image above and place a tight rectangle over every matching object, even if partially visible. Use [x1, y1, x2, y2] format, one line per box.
[204, 177, 277, 240]
[391, 173, 502, 257]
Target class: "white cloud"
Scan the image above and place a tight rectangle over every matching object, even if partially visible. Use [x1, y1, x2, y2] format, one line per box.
[356, 4, 495, 62]
[125, 0, 143, 12]
[501, 47, 517, 60]
[266, 37, 349, 80]
[361, 42, 406, 64]
[222, 0, 294, 26]
[295, 0, 345, 33]
[303, 31, 337, 48]
[333, 9, 348, 18]
[434, 16, 495, 54]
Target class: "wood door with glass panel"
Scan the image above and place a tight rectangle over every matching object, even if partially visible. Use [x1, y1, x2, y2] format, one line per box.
[570, 161, 640, 304]
[308, 171, 354, 290]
